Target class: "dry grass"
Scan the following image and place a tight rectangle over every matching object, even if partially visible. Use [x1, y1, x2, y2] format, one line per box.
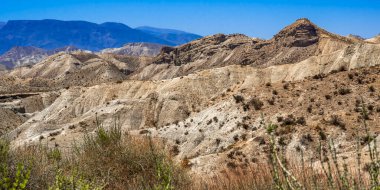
[191, 149, 374, 190]
[2, 123, 379, 190]
[1, 125, 190, 190]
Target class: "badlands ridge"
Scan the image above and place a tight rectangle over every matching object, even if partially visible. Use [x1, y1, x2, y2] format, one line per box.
[0, 18, 379, 175]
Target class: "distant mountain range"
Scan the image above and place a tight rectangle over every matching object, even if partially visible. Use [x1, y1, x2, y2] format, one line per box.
[0, 42, 166, 69]
[0, 46, 80, 69]
[0, 22, 5, 29]
[0, 20, 202, 54]
[136, 26, 202, 46]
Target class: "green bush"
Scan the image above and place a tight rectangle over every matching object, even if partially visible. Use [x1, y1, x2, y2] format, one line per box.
[0, 139, 31, 190]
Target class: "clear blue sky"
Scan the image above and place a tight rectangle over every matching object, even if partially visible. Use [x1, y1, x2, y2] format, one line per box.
[1, 0, 379, 39]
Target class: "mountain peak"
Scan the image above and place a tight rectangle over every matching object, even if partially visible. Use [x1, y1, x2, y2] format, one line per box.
[273, 18, 320, 47]
[273, 18, 354, 47]
[276, 18, 318, 36]
[295, 18, 312, 24]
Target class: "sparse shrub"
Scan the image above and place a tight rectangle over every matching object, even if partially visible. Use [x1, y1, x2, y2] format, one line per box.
[369, 85, 376, 92]
[272, 90, 278, 95]
[215, 138, 221, 146]
[368, 104, 374, 112]
[338, 88, 352, 95]
[255, 137, 266, 145]
[233, 95, 244, 103]
[282, 115, 296, 126]
[348, 73, 354, 80]
[361, 135, 374, 145]
[248, 97, 264, 110]
[319, 130, 327, 140]
[227, 151, 235, 159]
[226, 162, 237, 169]
[307, 105, 312, 113]
[300, 134, 313, 145]
[283, 83, 290, 90]
[171, 145, 180, 156]
[313, 74, 325, 80]
[241, 134, 248, 141]
[242, 123, 249, 130]
[325, 94, 332, 100]
[278, 136, 287, 146]
[267, 97, 275, 105]
[329, 115, 346, 130]
[233, 135, 239, 142]
[339, 65, 347, 72]
[358, 78, 364, 84]
[243, 104, 250, 111]
[79, 121, 87, 128]
[296, 116, 306, 125]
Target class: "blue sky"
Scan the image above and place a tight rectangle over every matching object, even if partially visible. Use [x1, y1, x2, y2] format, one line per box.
[1, 0, 379, 39]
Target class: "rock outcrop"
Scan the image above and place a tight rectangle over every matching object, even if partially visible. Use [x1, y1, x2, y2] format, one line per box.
[101, 42, 166, 57]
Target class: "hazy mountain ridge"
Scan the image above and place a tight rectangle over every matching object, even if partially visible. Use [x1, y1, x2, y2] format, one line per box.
[0, 46, 80, 69]
[0, 43, 165, 69]
[0, 22, 5, 29]
[0, 20, 201, 54]
[136, 26, 202, 45]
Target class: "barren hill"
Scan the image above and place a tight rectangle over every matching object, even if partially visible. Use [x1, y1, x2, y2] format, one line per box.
[1, 19, 380, 179]
[130, 19, 354, 80]
[366, 35, 380, 44]
[101, 42, 165, 57]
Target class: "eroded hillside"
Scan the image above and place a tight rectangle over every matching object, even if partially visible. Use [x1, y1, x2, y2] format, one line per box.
[0, 19, 379, 178]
